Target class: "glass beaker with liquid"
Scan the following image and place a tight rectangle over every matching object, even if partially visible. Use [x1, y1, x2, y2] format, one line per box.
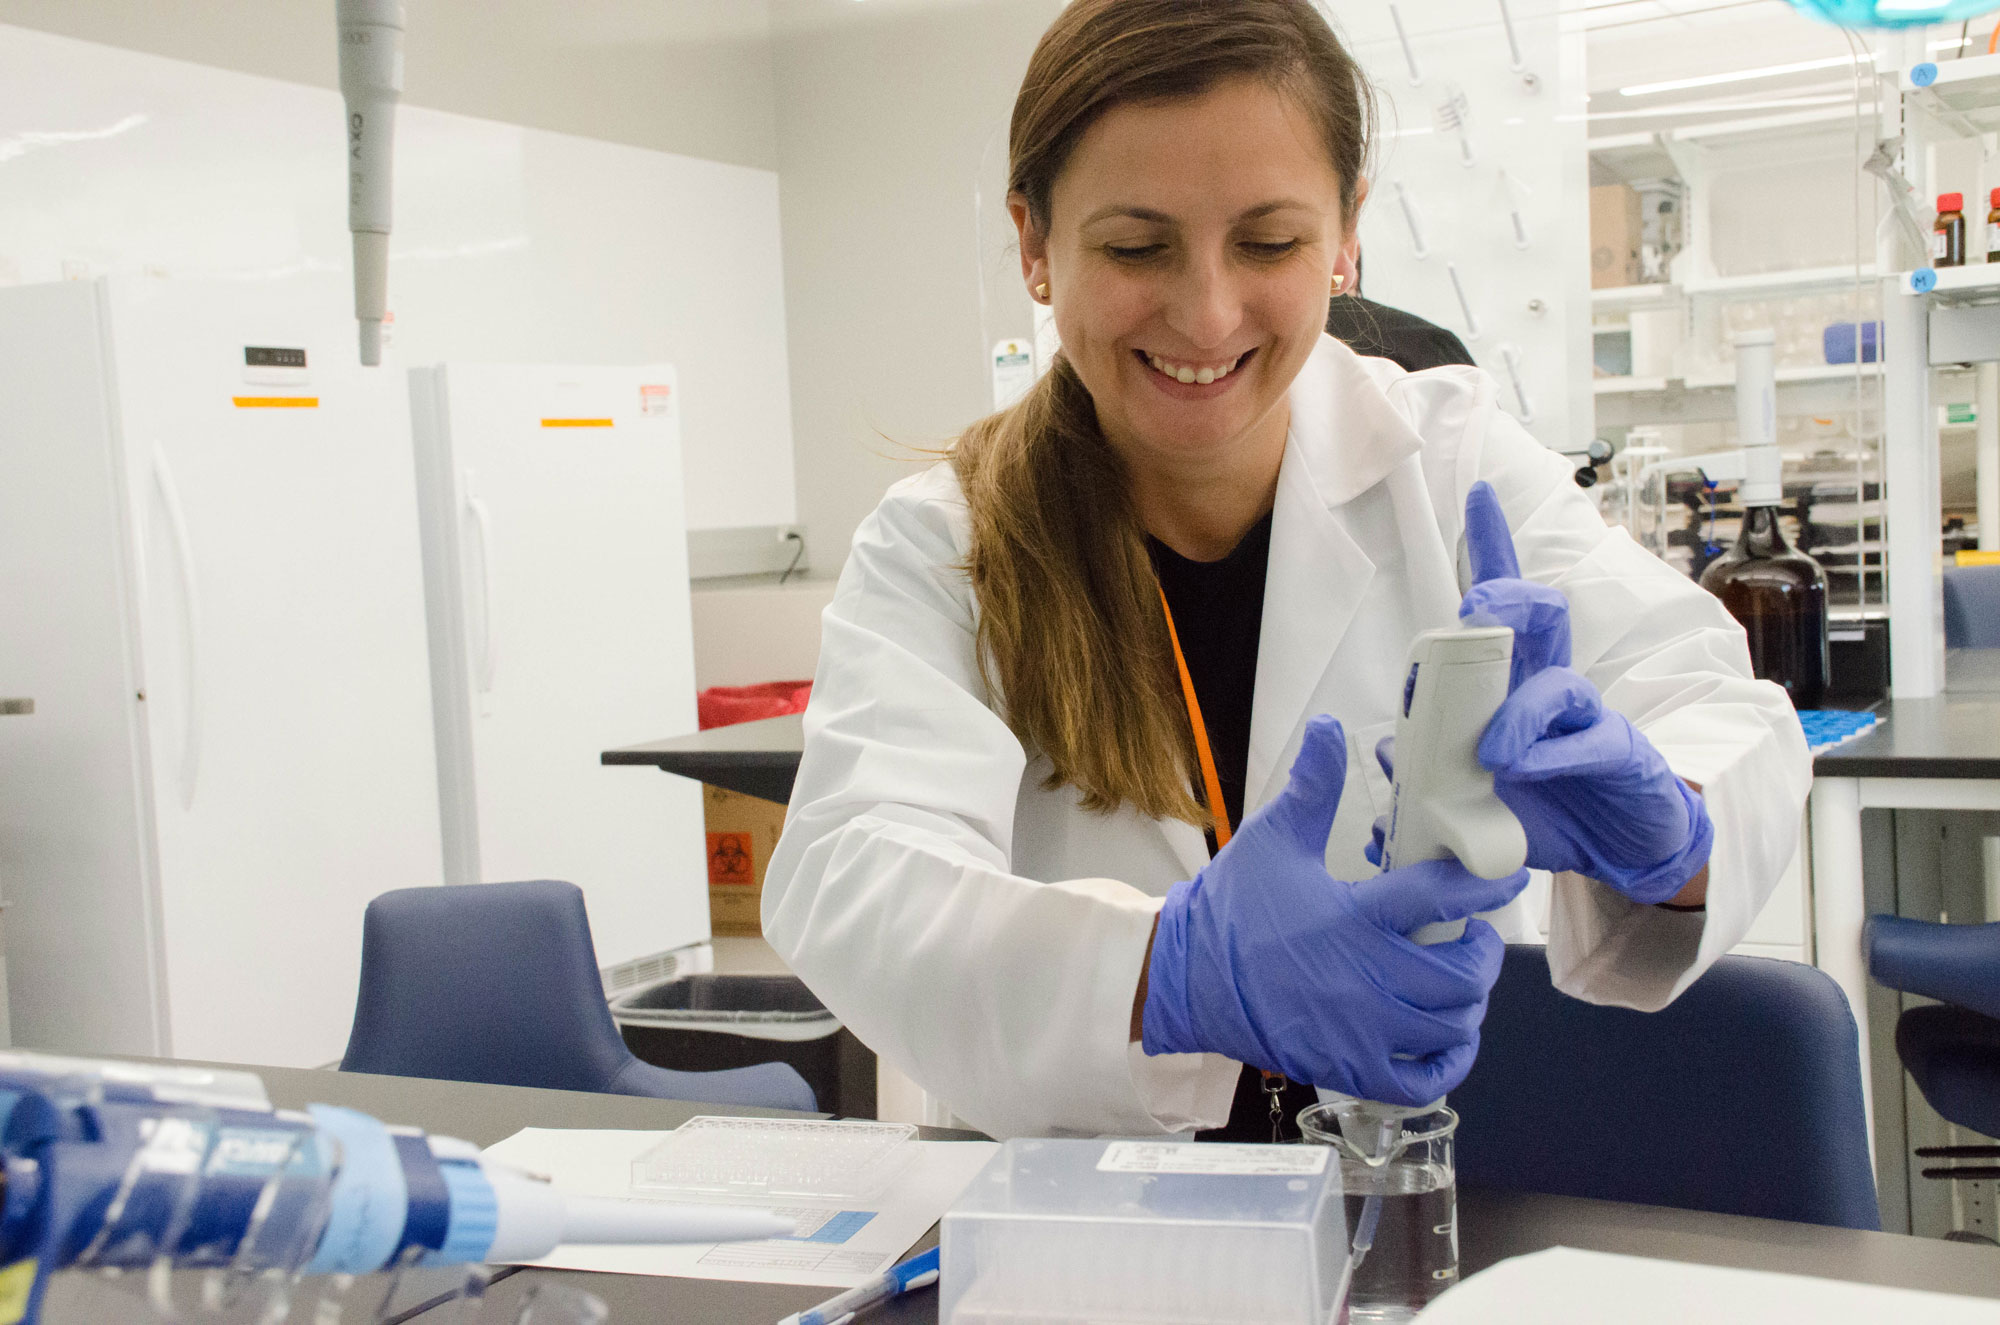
[1297, 1100, 1458, 1323]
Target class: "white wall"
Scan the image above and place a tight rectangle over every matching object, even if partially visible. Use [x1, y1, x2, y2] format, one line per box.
[690, 579, 837, 689]
[770, 0, 1064, 577]
[0, 23, 797, 533]
[0, 0, 779, 171]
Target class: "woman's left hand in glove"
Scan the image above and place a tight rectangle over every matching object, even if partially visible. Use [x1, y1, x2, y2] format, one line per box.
[1456, 482, 1714, 905]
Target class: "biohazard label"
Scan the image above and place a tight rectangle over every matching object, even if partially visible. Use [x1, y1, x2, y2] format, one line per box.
[707, 832, 755, 884]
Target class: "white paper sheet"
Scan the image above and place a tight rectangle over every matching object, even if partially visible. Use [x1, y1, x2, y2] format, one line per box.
[1414, 1246, 2000, 1323]
[481, 1127, 998, 1289]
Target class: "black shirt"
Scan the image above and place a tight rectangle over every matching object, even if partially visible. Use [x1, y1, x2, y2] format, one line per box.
[1326, 294, 1476, 373]
[1146, 510, 1322, 1142]
[1146, 511, 1272, 836]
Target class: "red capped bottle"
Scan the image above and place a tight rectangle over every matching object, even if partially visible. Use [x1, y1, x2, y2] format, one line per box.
[1936, 192, 1967, 267]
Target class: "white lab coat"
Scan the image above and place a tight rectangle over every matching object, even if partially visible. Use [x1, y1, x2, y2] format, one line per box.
[764, 334, 1811, 1140]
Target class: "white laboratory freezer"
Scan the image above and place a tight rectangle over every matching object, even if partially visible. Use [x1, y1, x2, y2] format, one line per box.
[408, 365, 709, 970]
[0, 276, 445, 1067]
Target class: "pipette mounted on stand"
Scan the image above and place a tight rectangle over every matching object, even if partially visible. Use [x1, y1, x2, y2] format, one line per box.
[338, 0, 403, 366]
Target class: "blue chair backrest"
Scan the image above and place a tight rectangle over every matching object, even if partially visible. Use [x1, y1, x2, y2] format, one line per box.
[340, 879, 639, 1092]
[1451, 946, 1879, 1230]
[1943, 564, 2000, 648]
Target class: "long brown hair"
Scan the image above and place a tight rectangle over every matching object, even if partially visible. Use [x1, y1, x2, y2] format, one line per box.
[953, 0, 1374, 825]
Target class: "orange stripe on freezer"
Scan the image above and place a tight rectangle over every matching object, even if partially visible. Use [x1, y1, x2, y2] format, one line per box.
[540, 418, 614, 428]
[232, 396, 319, 408]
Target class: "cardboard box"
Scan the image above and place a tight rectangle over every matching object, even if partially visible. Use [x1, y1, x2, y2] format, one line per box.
[1590, 184, 1643, 290]
[704, 783, 788, 937]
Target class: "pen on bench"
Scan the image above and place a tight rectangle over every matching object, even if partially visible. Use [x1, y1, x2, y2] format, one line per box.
[776, 1246, 941, 1325]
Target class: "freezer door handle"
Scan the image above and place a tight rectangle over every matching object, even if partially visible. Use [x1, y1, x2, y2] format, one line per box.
[463, 485, 497, 695]
[152, 445, 203, 809]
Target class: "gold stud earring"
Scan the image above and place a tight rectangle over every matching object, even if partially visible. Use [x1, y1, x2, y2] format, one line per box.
[1035, 282, 1050, 301]
[1331, 273, 1347, 295]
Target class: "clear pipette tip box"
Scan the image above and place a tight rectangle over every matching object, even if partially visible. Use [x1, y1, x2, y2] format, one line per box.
[940, 1138, 1350, 1324]
[629, 1115, 917, 1202]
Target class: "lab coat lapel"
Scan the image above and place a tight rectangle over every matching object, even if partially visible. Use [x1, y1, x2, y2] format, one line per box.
[1160, 816, 1212, 881]
[1244, 338, 1426, 808]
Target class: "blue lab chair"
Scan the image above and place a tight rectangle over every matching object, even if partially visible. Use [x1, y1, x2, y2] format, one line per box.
[1867, 916, 2000, 1156]
[1451, 945, 1879, 1230]
[1943, 564, 2000, 648]
[339, 880, 817, 1111]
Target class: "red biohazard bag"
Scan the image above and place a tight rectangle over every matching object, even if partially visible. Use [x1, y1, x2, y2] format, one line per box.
[696, 681, 813, 731]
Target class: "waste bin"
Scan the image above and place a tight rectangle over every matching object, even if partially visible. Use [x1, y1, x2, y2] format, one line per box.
[611, 973, 875, 1119]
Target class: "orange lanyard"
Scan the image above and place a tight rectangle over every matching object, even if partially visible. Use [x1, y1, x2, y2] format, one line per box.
[1157, 587, 1233, 849]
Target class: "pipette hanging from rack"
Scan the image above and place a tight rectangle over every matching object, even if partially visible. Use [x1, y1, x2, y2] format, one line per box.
[1392, 180, 1429, 259]
[1435, 85, 1476, 167]
[1498, 343, 1534, 424]
[1388, 4, 1423, 86]
[1447, 262, 1481, 341]
[1498, 169, 1532, 249]
[1494, 0, 1540, 90]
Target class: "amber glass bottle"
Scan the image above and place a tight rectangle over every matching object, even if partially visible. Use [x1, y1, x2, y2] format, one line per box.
[1700, 505, 1829, 710]
[1936, 192, 1967, 267]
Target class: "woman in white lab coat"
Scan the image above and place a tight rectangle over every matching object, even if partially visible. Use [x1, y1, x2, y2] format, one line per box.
[763, 0, 1810, 1140]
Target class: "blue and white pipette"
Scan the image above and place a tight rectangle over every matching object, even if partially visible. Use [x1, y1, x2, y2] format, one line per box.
[0, 1052, 795, 1324]
[776, 1245, 941, 1325]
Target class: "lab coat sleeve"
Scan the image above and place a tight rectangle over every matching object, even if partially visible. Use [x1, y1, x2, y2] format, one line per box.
[1417, 377, 1810, 1010]
[761, 468, 1239, 1139]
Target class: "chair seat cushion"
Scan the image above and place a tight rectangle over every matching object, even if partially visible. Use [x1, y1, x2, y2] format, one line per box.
[1898, 1003, 2000, 1140]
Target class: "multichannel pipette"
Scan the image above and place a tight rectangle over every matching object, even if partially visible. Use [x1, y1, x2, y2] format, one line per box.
[0, 1051, 794, 1324]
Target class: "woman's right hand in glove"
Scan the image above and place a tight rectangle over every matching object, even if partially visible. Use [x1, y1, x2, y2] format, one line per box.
[1141, 715, 1528, 1106]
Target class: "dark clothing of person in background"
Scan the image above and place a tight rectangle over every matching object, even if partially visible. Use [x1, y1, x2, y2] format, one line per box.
[1325, 293, 1475, 373]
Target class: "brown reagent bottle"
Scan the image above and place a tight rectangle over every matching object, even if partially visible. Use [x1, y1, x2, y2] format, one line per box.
[1936, 192, 1967, 268]
[1698, 330, 1829, 711]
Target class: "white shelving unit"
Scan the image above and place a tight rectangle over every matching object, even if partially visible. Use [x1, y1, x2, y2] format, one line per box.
[1589, 93, 1886, 614]
[1880, 42, 2000, 699]
[1596, 363, 1884, 396]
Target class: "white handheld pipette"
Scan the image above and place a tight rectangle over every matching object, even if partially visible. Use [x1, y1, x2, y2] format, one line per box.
[1378, 625, 1528, 942]
[1317, 625, 1528, 1139]
[337, 0, 404, 366]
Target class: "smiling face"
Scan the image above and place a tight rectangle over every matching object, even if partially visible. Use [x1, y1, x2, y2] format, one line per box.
[1013, 75, 1357, 487]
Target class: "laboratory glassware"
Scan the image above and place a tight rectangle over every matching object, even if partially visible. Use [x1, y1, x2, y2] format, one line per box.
[1298, 1101, 1459, 1324]
[1698, 332, 1830, 709]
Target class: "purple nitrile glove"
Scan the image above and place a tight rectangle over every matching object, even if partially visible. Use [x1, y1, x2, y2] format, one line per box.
[1454, 481, 1714, 904]
[1143, 715, 1528, 1106]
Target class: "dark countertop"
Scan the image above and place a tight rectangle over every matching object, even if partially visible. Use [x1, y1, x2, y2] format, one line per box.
[603, 712, 804, 803]
[58, 1062, 1995, 1323]
[1814, 654, 2000, 778]
[604, 652, 2000, 799]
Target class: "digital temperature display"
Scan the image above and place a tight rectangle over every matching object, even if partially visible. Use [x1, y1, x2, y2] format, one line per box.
[244, 347, 307, 369]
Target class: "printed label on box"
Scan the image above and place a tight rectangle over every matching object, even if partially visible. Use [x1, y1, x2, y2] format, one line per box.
[707, 832, 755, 884]
[1096, 1141, 1329, 1177]
[640, 383, 673, 415]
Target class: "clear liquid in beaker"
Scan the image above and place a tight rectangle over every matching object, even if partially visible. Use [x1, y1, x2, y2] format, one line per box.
[1297, 1100, 1459, 1325]
[1343, 1159, 1457, 1323]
